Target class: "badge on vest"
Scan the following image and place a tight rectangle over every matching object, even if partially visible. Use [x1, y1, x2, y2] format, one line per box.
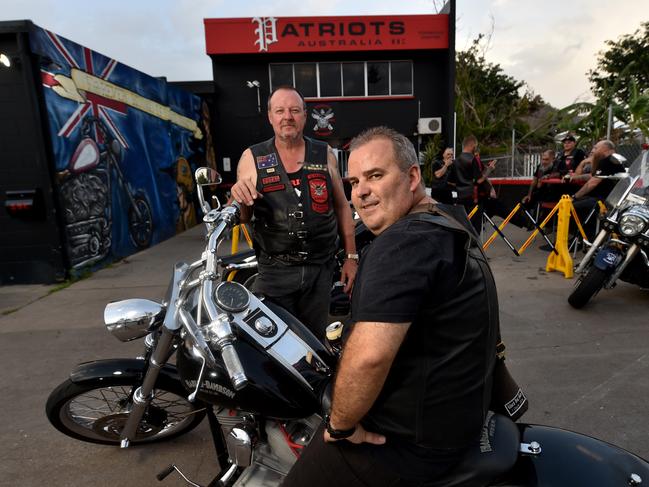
[261, 175, 281, 185]
[262, 183, 286, 193]
[256, 153, 278, 169]
[303, 163, 327, 172]
[307, 174, 329, 213]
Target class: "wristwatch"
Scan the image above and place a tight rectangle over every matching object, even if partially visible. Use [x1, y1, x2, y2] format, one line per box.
[324, 414, 356, 440]
[345, 253, 359, 262]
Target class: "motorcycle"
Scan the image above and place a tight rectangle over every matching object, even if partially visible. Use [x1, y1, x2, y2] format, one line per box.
[57, 116, 154, 268]
[46, 167, 649, 486]
[569, 150, 649, 308]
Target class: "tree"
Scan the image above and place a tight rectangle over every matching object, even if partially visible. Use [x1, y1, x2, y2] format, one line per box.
[588, 21, 649, 110]
[455, 35, 549, 153]
[570, 22, 649, 143]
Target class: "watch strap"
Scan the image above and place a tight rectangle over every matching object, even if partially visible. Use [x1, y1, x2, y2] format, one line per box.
[324, 415, 356, 439]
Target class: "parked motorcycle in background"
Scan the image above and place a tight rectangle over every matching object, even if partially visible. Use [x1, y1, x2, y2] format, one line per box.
[46, 167, 649, 486]
[569, 150, 649, 308]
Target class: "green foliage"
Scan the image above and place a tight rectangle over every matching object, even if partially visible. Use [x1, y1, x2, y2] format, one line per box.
[420, 134, 443, 186]
[455, 35, 549, 153]
[588, 21, 649, 110]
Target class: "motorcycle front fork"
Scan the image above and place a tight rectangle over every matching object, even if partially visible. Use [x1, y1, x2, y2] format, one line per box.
[119, 326, 178, 447]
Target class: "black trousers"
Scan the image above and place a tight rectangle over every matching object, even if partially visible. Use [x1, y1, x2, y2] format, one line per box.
[253, 256, 334, 341]
[282, 424, 467, 487]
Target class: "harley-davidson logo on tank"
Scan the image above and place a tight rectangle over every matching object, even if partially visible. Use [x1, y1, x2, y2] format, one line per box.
[204, 15, 449, 54]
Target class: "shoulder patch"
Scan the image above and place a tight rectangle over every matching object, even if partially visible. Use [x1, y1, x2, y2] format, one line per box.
[256, 153, 278, 169]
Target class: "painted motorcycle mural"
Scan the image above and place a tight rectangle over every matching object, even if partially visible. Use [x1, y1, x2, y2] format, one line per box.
[29, 25, 206, 272]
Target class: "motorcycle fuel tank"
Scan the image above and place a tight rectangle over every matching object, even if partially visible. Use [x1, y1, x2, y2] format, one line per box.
[176, 300, 333, 419]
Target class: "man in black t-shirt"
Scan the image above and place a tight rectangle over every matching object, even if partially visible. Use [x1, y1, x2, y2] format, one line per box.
[572, 139, 625, 239]
[283, 127, 499, 486]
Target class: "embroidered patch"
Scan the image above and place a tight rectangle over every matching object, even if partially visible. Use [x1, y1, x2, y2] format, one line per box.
[312, 202, 328, 213]
[304, 163, 327, 172]
[308, 177, 328, 204]
[265, 167, 276, 174]
[261, 175, 281, 185]
[256, 153, 278, 169]
[262, 183, 286, 193]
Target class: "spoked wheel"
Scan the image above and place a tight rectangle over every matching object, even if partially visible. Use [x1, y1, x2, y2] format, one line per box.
[46, 377, 205, 445]
[128, 195, 153, 248]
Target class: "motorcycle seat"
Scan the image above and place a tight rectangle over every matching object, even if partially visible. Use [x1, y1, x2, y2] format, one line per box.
[221, 248, 256, 265]
[426, 412, 520, 487]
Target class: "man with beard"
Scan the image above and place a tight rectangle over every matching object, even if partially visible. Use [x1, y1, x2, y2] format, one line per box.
[230, 86, 356, 340]
[572, 139, 625, 239]
[282, 127, 499, 486]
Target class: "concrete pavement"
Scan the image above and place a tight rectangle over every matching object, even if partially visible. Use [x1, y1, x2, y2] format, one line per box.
[0, 223, 648, 486]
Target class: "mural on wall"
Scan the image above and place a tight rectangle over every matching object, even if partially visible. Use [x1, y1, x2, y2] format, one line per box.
[29, 26, 204, 270]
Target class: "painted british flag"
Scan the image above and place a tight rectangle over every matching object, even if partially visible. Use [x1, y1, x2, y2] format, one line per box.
[38, 29, 129, 148]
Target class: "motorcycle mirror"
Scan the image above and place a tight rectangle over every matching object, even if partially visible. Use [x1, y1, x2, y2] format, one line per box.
[195, 167, 223, 213]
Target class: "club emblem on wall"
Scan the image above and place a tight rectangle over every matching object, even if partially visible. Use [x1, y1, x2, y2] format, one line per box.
[311, 104, 335, 136]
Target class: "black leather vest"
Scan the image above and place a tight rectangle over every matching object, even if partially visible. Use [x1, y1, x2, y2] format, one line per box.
[362, 204, 499, 448]
[249, 137, 338, 264]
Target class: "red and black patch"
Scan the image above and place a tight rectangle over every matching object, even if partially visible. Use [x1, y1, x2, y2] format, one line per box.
[262, 183, 286, 193]
[261, 175, 281, 185]
[308, 175, 329, 213]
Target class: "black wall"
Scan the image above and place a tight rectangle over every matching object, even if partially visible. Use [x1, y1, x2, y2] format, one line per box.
[209, 47, 453, 183]
[0, 23, 66, 284]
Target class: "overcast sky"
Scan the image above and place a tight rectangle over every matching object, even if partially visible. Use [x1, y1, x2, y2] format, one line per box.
[2, 0, 646, 108]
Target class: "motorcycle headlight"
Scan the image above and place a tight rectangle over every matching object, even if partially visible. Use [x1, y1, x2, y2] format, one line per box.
[619, 214, 647, 237]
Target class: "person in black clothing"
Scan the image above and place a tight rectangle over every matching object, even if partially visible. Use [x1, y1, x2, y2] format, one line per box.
[230, 86, 357, 340]
[554, 134, 586, 176]
[282, 127, 499, 486]
[429, 147, 456, 203]
[452, 135, 527, 233]
[572, 139, 625, 239]
[522, 149, 556, 207]
[451, 135, 495, 233]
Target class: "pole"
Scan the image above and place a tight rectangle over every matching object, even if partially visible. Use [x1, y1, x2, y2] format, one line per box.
[606, 105, 613, 139]
[453, 111, 457, 156]
[511, 129, 516, 177]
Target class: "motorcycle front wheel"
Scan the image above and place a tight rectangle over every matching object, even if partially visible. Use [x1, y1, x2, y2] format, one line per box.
[568, 266, 608, 309]
[46, 376, 206, 445]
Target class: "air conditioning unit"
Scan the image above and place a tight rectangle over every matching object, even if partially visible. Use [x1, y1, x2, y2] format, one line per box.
[417, 117, 442, 134]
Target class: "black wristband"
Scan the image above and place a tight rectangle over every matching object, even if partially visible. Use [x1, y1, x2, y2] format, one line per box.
[324, 415, 356, 440]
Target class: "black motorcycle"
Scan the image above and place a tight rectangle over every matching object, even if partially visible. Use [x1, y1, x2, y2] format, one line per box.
[569, 150, 649, 308]
[46, 167, 649, 486]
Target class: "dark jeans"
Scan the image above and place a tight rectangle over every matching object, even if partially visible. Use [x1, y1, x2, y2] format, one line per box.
[253, 256, 334, 341]
[282, 425, 462, 487]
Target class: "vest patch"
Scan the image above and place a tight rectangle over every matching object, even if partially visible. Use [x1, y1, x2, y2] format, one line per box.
[308, 176, 329, 213]
[265, 168, 276, 174]
[261, 175, 281, 185]
[256, 153, 278, 169]
[262, 183, 286, 193]
[304, 163, 327, 172]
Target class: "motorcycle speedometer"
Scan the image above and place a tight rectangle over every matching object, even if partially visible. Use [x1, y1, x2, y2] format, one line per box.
[214, 281, 250, 312]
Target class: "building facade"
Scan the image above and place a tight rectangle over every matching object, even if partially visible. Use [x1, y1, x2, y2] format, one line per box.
[203, 8, 455, 182]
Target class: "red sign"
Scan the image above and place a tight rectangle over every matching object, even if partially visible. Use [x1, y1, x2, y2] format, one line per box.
[204, 15, 448, 55]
